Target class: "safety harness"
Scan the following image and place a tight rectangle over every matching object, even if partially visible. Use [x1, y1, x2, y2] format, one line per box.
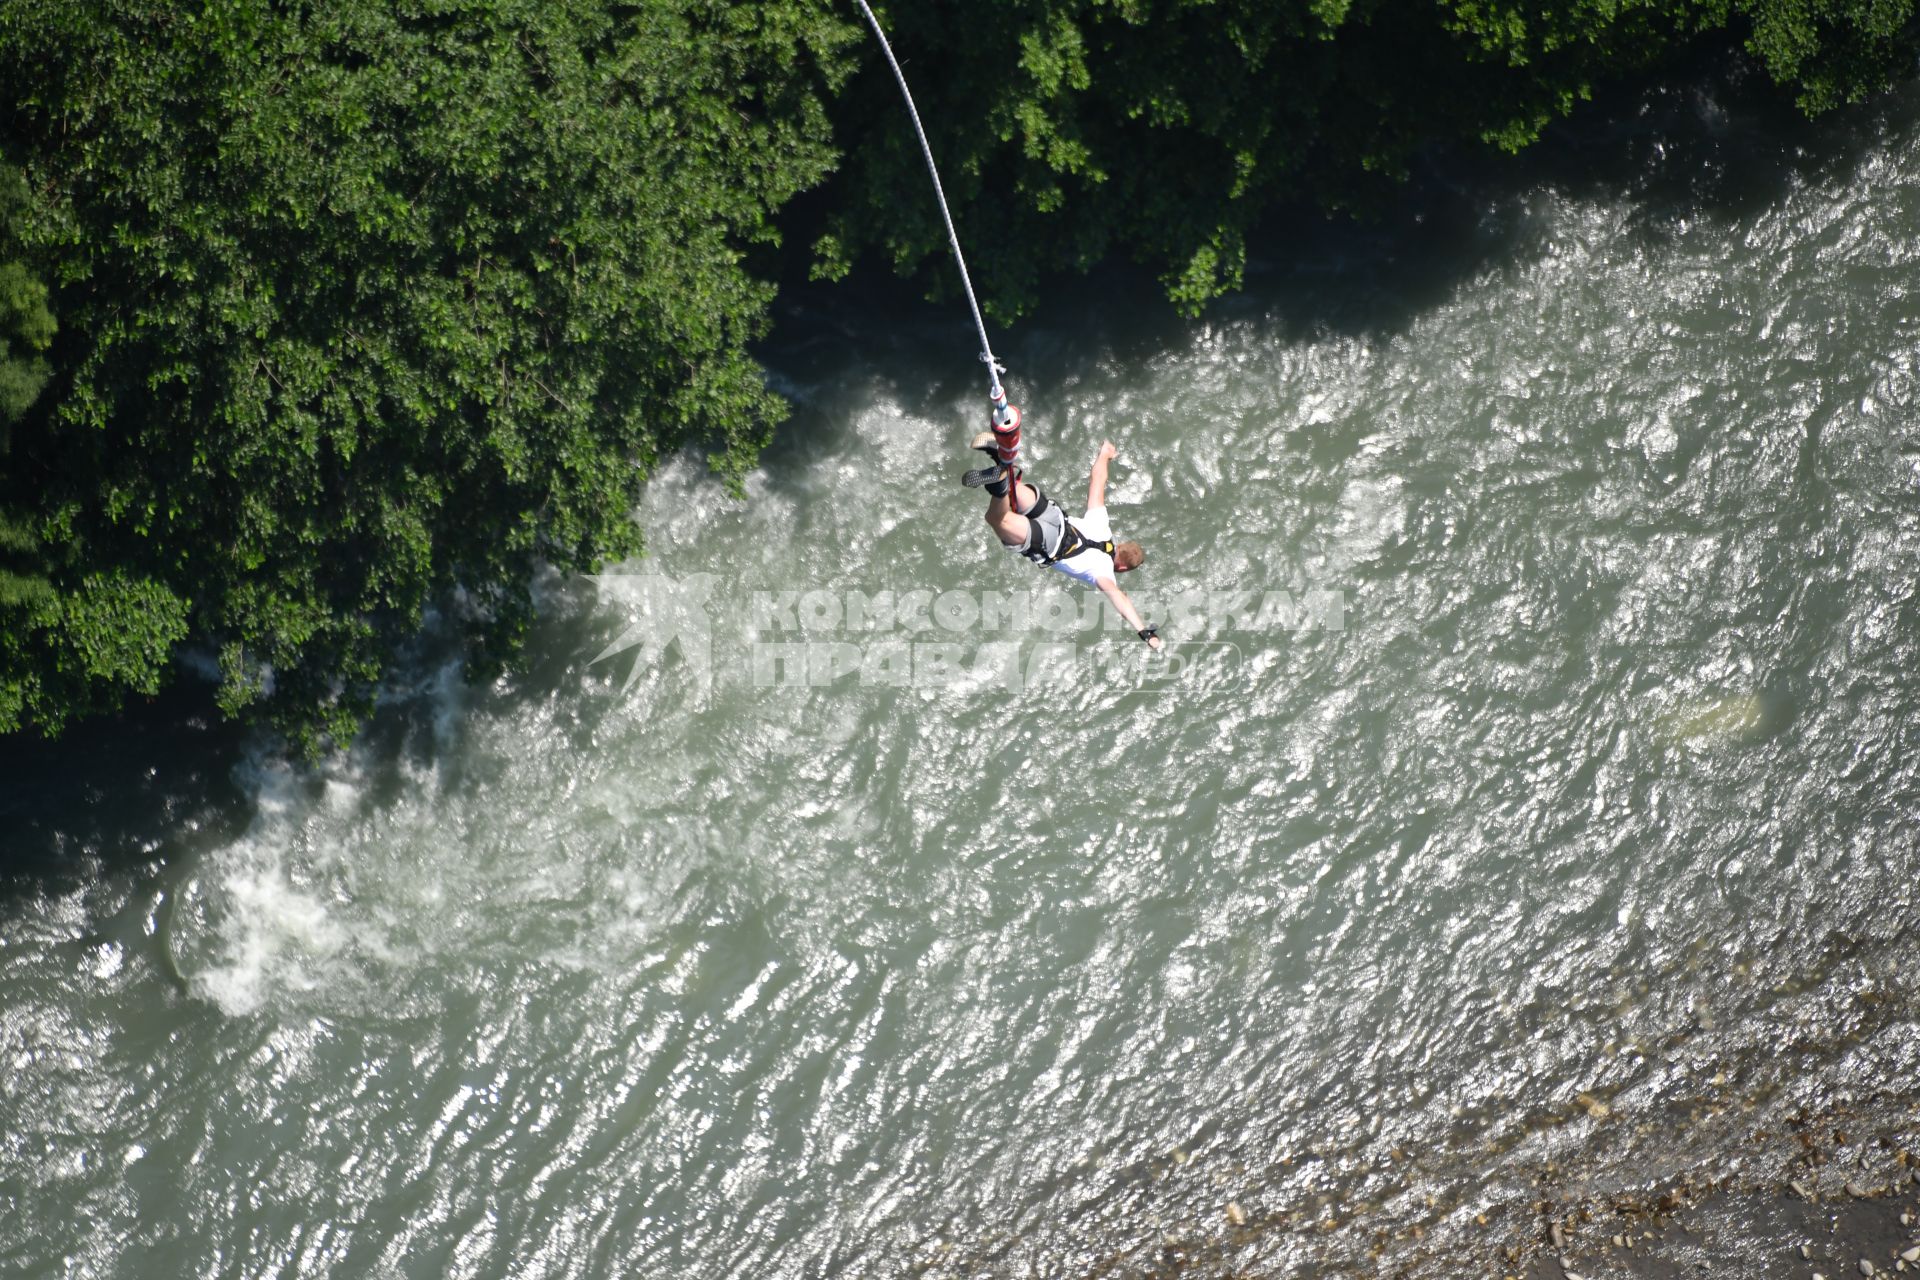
[1018, 492, 1117, 567]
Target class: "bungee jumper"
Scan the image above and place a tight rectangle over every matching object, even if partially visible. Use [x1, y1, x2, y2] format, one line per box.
[965, 438, 1162, 649]
[853, 0, 1163, 650]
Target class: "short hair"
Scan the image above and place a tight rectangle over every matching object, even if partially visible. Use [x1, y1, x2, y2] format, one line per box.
[1114, 541, 1144, 571]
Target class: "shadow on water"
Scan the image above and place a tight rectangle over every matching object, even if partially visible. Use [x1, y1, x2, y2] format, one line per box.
[0, 682, 252, 895]
[1233, 53, 1919, 337]
[759, 48, 1919, 470]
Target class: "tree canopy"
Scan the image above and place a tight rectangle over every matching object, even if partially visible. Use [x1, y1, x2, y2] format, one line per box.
[0, 168, 54, 445]
[0, 0, 1912, 749]
[818, 0, 1920, 316]
[0, 0, 853, 750]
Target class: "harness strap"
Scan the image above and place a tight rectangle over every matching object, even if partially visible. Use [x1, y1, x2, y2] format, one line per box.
[1020, 497, 1116, 566]
[1016, 491, 1053, 564]
[1048, 522, 1115, 565]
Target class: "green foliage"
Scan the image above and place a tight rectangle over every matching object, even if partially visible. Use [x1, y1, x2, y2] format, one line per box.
[0, 0, 855, 750]
[0, 261, 53, 429]
[1731, 0, 1918, 112]
[0, 558, 189, 736]
[822, 0, 1917, 317]
[0, 167, 54, 443]
[0, 164, 58, 639]
[0, 511, 53, 612]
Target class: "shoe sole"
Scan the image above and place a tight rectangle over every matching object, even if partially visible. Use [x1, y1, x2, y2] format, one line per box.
[962, 465, 1007, 488]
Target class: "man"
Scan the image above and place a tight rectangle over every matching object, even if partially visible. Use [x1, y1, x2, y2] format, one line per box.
[965, 436, 1164, 650]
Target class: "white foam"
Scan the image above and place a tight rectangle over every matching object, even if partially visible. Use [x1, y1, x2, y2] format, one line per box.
[193, 865, 351, 1016]
[1325, 475, 1405, 570]
[178, 751, 392, 1017]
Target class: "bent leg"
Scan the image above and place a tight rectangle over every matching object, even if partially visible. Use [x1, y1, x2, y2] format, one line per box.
[985, 477, 1037, 548]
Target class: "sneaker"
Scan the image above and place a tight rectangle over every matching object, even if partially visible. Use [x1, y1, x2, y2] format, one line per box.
[968, 431, 999, 456]
[962, 461, 1008, 488]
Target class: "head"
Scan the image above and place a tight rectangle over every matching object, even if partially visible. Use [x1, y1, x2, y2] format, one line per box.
[1113, 541, 1144, 573]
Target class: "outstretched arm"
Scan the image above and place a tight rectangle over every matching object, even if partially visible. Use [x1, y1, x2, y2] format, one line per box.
[1098, 577, 1164, 650]
[1086, 440, 1117, 511]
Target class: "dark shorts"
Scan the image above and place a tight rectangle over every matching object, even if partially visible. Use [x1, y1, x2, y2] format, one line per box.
[1019, 490, 1068, 561]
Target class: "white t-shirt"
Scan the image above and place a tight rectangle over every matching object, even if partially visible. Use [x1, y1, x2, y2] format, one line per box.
[1049, 504, 1115, 586]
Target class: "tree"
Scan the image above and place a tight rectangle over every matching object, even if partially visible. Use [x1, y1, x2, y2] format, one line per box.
[0, 164, 63, 730]
[0, 0, 856, 750]
[816, 1, 1917, 317]
[1731, 0, 1919, 112]
[0, 166, 53, 450]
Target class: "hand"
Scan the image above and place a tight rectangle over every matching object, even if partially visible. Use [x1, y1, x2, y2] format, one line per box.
[1097, 440, 1117, 463]
[1147, 633, 1164, 652]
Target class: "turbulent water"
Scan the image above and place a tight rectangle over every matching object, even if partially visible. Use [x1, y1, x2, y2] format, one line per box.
[6, 72, 1920, 1280]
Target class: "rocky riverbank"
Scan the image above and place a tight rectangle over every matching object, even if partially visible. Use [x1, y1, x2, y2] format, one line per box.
[1075, 1097, 1920, 1279]
[1526, 1175, 1920, 1280]
[1515, 1103, 1920, 1280]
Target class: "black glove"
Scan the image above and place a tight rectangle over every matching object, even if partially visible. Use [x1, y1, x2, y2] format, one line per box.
[1137, 625, 1159, 644]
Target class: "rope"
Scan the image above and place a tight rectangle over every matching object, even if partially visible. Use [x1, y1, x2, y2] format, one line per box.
[851, 0, 1008, 411]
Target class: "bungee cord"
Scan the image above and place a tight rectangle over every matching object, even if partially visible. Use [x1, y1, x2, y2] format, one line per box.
[852, 0, 1024, 462]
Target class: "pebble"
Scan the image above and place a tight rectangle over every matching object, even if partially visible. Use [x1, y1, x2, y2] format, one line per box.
[1849, 1181, 1872, 1198]
[1225, 1202, 1247, 1226]
[1612, 1234, 1625, 1248]
[1804, 1244, 1814, 1259]
[1904, 1248, 1920, 1263]
[1862, 1260, 1877, 1276]
[1792, 1180, 1818, 1201]
[1550, 1221, 1566, 1249]
[1903, 1212, 1915, 1226]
